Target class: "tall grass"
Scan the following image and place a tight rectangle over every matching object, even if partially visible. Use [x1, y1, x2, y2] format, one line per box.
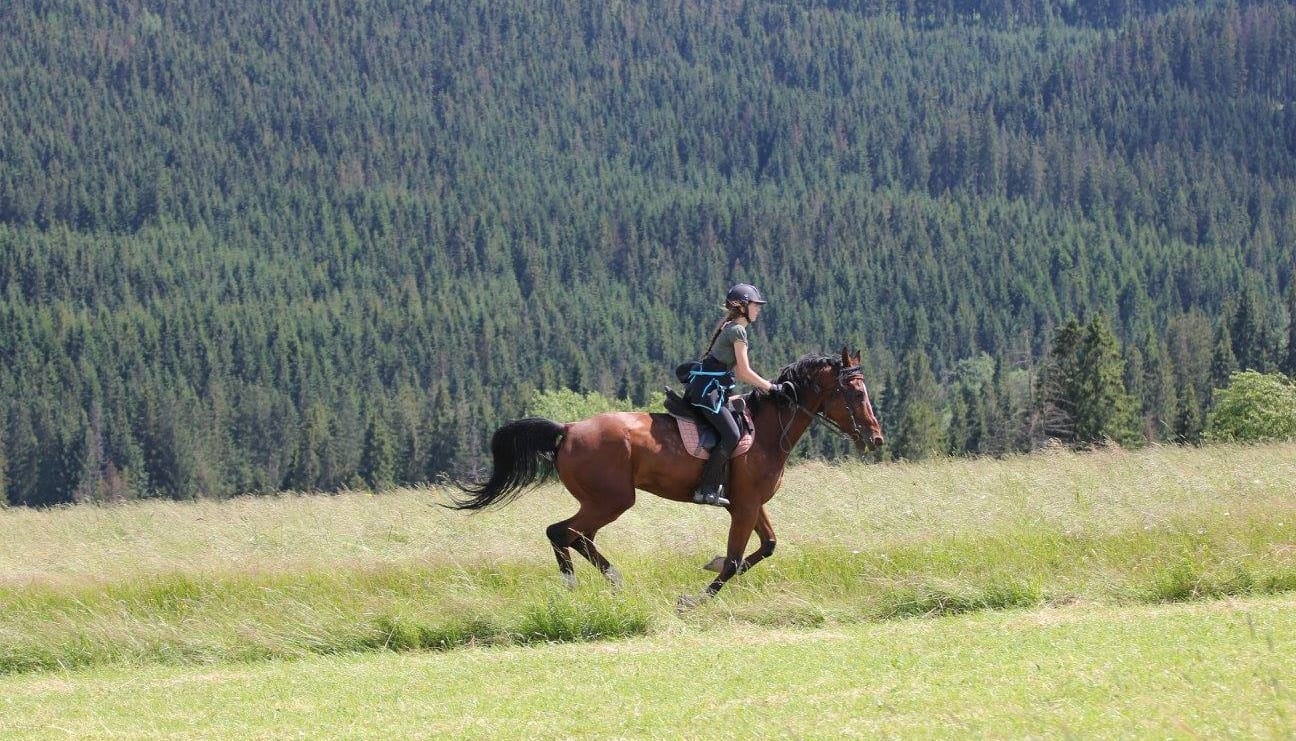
[1, 443, 1293, 674]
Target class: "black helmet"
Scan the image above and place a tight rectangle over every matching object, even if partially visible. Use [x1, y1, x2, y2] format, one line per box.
[726, 283, 768, 305]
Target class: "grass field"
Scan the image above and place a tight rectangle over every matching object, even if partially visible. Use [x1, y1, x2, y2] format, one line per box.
[1, 443, 1295, 673]
[1, 595, 1293, 738]
[0, 443, 1294, 736]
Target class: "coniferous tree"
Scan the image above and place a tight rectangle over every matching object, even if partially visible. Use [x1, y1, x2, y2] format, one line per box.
[359, 412, 396, 491]
[72, 405, 107, 504]
[1124, 344, 1145, 424]
[1283, 281, 1296, 377]
[981, 367, 1012, 457]
[946, 388, 970, 456]
[1141, 336, 1177, 441]
[5, 407, 37, 506]
[891, 349, 944, 461]
[1174, 382, 1203, 445]
[0, 422, 7, 505]
[876, 370, 901, 461]
[1074, 315, 1140, 447]
[1210, 325, 1239, 390]
[1230, 288, 1273, 372]
[1039, 318, 1084, 442]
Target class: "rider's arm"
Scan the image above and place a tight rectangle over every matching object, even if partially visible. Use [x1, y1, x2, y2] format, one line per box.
[732, 341, 774, 392]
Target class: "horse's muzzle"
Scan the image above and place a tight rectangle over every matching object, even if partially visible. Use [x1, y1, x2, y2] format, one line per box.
[855, 434, 884, 453]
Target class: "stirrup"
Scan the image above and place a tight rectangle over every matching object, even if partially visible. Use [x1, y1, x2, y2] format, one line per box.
[692, 487, 729, 507]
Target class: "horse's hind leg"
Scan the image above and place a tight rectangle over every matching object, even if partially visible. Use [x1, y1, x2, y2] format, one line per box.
[546, 516, 625, 588]
[546, 518, 578, 588]
[549, 481, 633, 588]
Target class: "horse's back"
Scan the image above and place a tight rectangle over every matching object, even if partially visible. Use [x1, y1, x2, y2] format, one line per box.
[558, 411, 649, 460]
[555, 411, 699, 499]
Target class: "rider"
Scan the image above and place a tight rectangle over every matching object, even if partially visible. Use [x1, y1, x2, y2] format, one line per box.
[685, 283, 792, 507]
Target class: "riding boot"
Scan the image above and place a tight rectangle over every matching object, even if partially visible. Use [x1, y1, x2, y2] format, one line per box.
[692, 447, 731, 507]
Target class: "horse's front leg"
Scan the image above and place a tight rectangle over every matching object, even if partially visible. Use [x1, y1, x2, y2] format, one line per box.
[702, 504, 776, 573]
[678, 503, 759, 611]
[741, 505, 776, 571]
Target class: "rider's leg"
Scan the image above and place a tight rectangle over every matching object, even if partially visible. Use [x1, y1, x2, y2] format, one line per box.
[693, 405, 740, 507]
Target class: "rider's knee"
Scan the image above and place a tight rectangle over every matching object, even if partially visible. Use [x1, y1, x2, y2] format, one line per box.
[717, 429, 740, 455]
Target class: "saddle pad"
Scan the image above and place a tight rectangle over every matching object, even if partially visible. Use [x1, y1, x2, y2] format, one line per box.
[670, 410, 755, 460]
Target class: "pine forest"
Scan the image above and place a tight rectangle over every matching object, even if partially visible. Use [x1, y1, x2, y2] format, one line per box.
[2, 0, 1295, 504]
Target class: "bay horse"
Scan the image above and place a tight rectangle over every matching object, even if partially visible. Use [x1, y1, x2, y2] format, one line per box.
[450, 348, 884, 607]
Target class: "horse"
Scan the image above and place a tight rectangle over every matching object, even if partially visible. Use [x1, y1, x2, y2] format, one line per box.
[449, 347, 884, 607]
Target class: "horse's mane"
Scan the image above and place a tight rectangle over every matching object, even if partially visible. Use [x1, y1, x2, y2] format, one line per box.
[746, 354, 842, 412]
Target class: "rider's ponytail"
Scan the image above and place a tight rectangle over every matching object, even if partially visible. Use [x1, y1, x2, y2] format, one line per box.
[704, 301, 747, 356]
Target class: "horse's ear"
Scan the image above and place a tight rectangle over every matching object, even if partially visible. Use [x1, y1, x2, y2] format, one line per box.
[852, 347, 863, 366]
[840, 345, 850, 365]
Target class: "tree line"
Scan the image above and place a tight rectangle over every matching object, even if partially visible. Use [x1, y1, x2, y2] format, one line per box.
[1, 0, 1295, 504]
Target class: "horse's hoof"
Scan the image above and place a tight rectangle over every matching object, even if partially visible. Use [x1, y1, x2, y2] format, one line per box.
[605, 567, 624, 590]
[701, 556, 725, 573]
[561, 572, 577, 590]
[676, 593, 710, 613]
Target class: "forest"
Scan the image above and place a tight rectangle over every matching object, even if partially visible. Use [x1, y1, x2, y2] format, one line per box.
[1, 0, 1295, 504]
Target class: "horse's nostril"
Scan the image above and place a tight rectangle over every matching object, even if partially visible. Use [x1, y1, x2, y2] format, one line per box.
[873, 435, 885, 447]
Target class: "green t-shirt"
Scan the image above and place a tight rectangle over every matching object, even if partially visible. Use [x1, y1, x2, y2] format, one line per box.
[708, 322, 749, 369]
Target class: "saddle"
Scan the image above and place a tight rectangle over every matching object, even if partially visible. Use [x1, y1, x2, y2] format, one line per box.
[663, 388, 755, 460]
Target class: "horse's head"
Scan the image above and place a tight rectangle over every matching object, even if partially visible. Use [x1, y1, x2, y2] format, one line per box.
[816, 347, 884, 453]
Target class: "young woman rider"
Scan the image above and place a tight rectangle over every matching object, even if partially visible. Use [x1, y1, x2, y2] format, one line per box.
[684, 283, 793, 507]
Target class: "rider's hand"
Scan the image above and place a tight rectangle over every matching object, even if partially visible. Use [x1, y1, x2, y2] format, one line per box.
[768, 381, 796, 402]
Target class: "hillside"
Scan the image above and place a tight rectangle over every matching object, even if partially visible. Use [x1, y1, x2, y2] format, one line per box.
[2, 1, 1296, 502]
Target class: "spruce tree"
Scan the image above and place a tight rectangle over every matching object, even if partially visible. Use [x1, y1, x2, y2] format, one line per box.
[1283, 281, 1296, 377]
[891, 349, 944, 461]
[1141, 336, 1177, 441]
[1210, 324, 1239, 390]
[359, 412, 396, 491]
[1174, 383, 1203, 445]
[982, 366, 1011, 457]
[946, 389, 969, 456]
[1075, 315, 1140, 447]
[0, 422, 7, 506]
[1223, 287, 1275, 373]
[1230, 290, 1264, 372]
[1039, 318, 1084, 443]
[5, 407, 36, 506]
[1124, 344, 1145, 431]
[0, 1, 1294, 501]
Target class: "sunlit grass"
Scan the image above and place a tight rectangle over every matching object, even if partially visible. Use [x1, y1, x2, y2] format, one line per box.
[0, 442, 1293, 674]
[3, 596, 1294, 739]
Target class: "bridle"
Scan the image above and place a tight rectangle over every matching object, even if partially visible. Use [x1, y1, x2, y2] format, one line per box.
[776, 365, 874, 452]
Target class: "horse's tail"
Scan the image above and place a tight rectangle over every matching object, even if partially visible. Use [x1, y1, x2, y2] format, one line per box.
[447, 417, 567, 511]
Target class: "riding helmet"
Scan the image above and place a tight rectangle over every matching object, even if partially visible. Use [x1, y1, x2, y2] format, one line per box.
[726, 283, 768, 305]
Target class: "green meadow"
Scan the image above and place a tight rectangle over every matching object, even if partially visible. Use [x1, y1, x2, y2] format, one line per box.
[2, 597, 1294, 738]
[2, 443, 1294, 669]
[0, 443, 1294, 736]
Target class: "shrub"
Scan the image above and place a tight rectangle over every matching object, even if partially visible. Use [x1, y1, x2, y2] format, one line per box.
[1205, 371, 1296, 443]
[526, 388, 664, 422]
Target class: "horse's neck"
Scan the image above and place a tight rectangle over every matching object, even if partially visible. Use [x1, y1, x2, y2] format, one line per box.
[753, 389, 823, 460]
